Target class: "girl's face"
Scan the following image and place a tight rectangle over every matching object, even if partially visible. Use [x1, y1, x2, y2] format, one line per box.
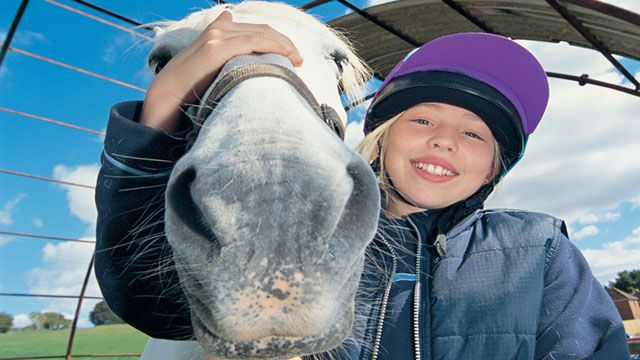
[384, 102, 496, 218]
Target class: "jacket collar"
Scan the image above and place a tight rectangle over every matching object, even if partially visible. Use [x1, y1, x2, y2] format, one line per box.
[377, 207, 443, 246]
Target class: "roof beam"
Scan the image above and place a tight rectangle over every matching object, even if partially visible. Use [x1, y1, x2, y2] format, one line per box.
[563, 0, 640, 27]
[544, 0, 640, 90]
[334, 0, 421, 47]
[301, 0, 333, 11]
[439, 0, 496, 34]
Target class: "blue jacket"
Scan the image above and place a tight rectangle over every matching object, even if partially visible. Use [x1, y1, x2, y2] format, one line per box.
[96, 101, 630, 359]
[323, 208, 631, 360]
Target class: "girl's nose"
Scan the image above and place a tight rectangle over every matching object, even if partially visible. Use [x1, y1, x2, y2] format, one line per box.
[427, 127, 457, 152]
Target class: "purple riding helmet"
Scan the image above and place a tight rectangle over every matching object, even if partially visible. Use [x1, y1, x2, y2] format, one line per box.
[365, 32, 550, 173]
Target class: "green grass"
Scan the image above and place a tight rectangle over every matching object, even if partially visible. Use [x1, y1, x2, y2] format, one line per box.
[0, 324, 148, 359]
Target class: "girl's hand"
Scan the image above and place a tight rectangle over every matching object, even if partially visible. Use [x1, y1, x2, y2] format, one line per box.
[140, 11, 303, 132]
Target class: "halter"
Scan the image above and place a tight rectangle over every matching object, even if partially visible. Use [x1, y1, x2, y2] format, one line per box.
[185, 54, 345, 148]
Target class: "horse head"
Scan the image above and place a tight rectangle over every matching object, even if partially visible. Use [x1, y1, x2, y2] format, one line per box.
[148, 2, 380, 358]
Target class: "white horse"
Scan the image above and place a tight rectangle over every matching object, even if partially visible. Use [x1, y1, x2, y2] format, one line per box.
[141, 2, 380, 359]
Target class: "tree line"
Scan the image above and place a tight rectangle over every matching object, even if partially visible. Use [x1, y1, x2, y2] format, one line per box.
[0, 300, 123, 333]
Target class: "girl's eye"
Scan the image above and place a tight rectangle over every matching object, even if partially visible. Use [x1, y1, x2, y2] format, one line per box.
[464, 131, 484, 141]
[414, 118, 433, 126]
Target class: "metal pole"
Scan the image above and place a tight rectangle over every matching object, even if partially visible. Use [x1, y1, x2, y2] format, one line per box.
[65, 255, 95, 360]
[0, 292, 101, 300]
[546, 72, 640, 97]
[0, 0, 30, 68]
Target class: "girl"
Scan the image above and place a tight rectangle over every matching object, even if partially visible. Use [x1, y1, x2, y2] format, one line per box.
[95, 12, 630, 360]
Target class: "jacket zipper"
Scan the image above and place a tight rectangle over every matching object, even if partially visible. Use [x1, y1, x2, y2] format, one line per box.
[370, 235, 397, 360]
[407, 218, 422, 360]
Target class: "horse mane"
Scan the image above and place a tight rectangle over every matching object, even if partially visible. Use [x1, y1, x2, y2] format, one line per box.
[146, 1, 372, 103]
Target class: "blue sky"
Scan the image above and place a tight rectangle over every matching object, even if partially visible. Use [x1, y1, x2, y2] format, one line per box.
[0, 0, 639, 328]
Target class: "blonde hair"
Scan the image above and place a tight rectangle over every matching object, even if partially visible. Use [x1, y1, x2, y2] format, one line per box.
[355, 112, 404, 197]
[356, 113, 506, 201]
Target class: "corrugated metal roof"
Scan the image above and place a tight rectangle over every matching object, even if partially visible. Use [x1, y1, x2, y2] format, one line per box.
[329, 0, 640, 78]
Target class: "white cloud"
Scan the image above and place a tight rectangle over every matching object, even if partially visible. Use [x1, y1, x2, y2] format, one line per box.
[31, 217, 44, 228]
[0, 29, 47, 47]
[103, 33, 146, 66]
[345, 98, 372, 150]
[366, 0, 396, 7]
[598, 0, 640, 13]
[52, 164, 99, 236]
[516, 40, 625, 85]
[577, 211, 621, 225]
[345, 0, 394, 15]
[0, 28, 46, 79]
[573, 225, 600, 240]
[27, 240, 101, 326]
[0, 193, 26, 225]
[12, 314, 34, 329]
[604, 212, 621, 222]
[0, 235, 14, 248]
[487, 41, 640, 226]
[582, 225, 640, 284]
[0, 65, 9, 79]
[578, 213, 599, 225]
[24, 163, 102, 326]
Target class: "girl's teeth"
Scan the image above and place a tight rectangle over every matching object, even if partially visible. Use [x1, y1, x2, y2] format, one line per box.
[427, 164, 435, 173]
[414, 162, 454, 176]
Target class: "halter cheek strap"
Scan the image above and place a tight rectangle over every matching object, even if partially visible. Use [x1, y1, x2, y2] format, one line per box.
[185, 54, 345, 148]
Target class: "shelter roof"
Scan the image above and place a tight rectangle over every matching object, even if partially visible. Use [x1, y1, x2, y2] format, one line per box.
[329, 0, 640, 78]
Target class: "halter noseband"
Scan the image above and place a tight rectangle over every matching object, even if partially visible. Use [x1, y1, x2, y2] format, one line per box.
[185, 54, 345, 148]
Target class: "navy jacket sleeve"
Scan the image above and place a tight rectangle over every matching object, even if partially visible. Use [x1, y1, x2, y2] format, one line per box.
[535, 230, 630, 359]
[94, 101, 194, 339]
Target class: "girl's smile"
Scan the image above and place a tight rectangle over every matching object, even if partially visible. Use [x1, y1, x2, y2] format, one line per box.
[410, 156, 459, 182]
[384, 102, 497, 217]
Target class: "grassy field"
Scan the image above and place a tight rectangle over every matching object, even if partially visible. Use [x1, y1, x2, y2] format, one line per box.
[0, 324, 148, 359]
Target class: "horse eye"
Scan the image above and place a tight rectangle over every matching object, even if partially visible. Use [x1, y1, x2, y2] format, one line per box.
[329, 49, 348, 74]
[148, 47, 173, 75]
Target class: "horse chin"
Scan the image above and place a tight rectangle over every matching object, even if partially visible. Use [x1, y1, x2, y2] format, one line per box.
[193, 300, 354, 359]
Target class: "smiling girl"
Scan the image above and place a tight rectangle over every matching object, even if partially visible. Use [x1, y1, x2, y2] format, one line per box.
[346, 32, 630, 360]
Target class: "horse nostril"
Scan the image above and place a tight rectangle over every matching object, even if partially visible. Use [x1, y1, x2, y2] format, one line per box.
[336, 158, 380, 250]
[168, 168, 220, 255]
